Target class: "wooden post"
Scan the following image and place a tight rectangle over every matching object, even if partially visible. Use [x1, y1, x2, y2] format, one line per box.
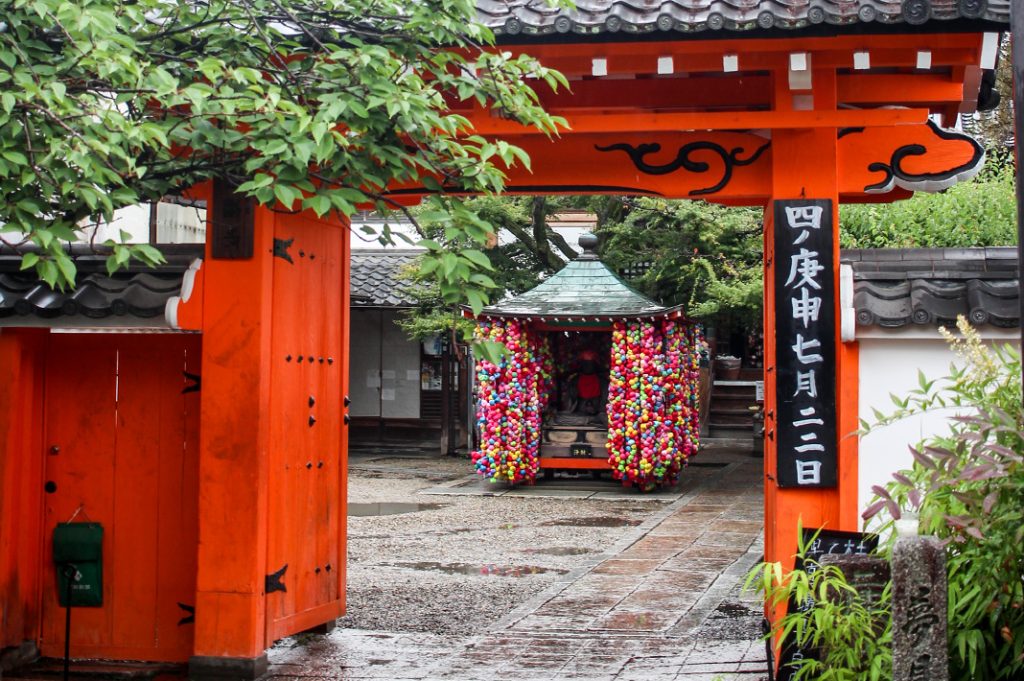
[441, 339, 452, 456]
[190, 202, 275, 679]
[763, 65, 846, 572]
[0, 330, 47, 659]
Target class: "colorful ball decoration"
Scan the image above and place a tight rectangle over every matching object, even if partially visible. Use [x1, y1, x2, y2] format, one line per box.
[472, 315, 702, 492]
[471, 318, 552, 484]
[605, 319, 703, 490]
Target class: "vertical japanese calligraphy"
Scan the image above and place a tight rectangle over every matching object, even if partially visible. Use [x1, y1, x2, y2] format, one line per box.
[773, 199, 837, 488]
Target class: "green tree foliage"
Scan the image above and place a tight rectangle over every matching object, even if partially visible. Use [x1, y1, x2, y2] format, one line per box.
[840, 163, 1017, 249]
[0, 0, 566, 291]
[397, 195, 581, 342]
[399, 195, 766, 342]
[596, 198, 764, 325]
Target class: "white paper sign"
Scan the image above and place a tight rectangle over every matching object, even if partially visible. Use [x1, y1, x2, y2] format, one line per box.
[406, 370, 420, 382]
[366, 370, 381, 388]
[755, 381, 765, 402]
[382, 369, 396, 380]
[381, 388, 395, 401]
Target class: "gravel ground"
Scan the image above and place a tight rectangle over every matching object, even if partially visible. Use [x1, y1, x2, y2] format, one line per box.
[338, 455, 675, 636]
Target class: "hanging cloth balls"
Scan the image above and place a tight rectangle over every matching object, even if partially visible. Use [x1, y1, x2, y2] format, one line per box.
[471, 318, 552, 484]
[605, 319, 702, 489]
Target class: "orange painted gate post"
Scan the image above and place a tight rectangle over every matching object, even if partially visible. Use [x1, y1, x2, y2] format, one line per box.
[762, 65, 857, 574]
[191, 191, 349, 679]
[191, 202, 277, 678]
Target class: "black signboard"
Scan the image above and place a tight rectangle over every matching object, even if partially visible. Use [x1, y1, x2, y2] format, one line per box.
[774, 528, 880, 680]
[773, 199, 836, 489]
[570, 443, 593, 458]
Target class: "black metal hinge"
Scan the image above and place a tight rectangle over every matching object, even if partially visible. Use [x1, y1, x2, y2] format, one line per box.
[182, 372, 201, 394]
[177, 602, 195, 625]
[266, 564, 288, 594]
[273, 237, 295, 264]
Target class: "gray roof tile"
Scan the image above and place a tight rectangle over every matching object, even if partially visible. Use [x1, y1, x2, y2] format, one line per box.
[350, 251, 421, 308]
[0, 246, 202, 328]
[478, 0, 1008, 37]
[847, 247, 1019, 329]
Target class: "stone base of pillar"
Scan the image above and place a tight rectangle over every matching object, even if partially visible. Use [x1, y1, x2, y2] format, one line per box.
[0, 640, 40, 674]
[189, 654, 268, 681]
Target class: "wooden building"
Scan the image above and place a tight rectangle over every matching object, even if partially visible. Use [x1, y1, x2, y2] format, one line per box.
[349, 250, 470, 450]
[1, 184, 350, 677]
[0, 1, 1012, 676]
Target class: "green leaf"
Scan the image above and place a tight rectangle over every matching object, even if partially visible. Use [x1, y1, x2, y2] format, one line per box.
[19, 252, 39, 270]
[465, 289, 486, 315]
[55, 254, 76, 286]
[2, 150, 28, 165]
[461, 249, 493, 271]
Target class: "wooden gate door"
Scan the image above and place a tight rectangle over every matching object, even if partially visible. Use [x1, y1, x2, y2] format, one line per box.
[40, 334, 201, 662]
[264, 212, 346, 642]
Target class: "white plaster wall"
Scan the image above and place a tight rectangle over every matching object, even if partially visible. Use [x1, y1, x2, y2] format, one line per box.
[79, 204, 151, 244]
[856, 328, 1020, 517]
[76, 201, 206, 244]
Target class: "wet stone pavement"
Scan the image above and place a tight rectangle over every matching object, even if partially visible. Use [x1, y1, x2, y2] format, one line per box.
[269, 448, 768, 680]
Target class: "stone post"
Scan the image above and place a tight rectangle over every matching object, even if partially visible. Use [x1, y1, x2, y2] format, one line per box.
[818, 553, 890, 611]
[891, 536, 948, 681]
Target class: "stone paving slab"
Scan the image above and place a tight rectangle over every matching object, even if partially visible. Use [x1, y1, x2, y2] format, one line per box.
[268, 451, 769, 681]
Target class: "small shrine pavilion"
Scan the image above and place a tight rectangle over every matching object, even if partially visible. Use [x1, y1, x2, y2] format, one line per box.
[469, 234, 702, 490]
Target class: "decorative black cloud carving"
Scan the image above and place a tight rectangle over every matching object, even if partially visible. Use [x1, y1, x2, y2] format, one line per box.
[861, 119, 985, 194]
[594, 140, 770, 196]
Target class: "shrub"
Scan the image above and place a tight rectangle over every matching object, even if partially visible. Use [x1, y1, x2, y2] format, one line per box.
[749, 318, 1023, 681]
[746, 533, 892, 681]
[864, 318, 1023, 680]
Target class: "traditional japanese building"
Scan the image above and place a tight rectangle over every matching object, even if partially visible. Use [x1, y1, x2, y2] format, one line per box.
[0, 1, 1012, 676]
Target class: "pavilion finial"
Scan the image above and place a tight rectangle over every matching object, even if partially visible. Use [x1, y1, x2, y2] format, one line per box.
[577, 233, 599, 260]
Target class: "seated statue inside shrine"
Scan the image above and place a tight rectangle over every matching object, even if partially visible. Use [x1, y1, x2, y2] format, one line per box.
[557, 348, 608, 418]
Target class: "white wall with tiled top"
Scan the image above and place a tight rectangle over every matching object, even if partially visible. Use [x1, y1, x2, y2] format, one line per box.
[855, 327, 1019, 521]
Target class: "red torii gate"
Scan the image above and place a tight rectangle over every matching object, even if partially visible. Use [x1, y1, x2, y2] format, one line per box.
[0, 2, 1007, 677]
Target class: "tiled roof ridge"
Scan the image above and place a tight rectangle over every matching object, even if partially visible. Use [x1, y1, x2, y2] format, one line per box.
[0, 270, 187, 323]
[350, 250, 421, 308]
[478, 0, 1009, 36]
[847, 246, 1019, 329]
[0, 244, 204, 274]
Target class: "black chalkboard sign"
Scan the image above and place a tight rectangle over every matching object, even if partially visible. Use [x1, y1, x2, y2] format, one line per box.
[773, 199, 837, 488]
[775, 528, 880, 681]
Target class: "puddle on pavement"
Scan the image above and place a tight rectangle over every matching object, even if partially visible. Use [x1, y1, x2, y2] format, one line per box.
[386, 561, 568, 577]
[522, 546, 594, 556]
[541, 516, 642, 528]
[349, 502, 445, 517]
[714, 601, 756, 618]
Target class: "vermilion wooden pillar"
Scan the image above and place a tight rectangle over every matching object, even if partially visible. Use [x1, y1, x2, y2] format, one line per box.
[191, 204, 275, 677]
[0, 330, 46, 659]
[190, 198, 349, 676]
[763, 65, 847, 572]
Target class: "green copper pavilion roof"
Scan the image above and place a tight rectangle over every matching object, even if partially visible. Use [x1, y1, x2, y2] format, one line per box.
[478, 234, 684, 321]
